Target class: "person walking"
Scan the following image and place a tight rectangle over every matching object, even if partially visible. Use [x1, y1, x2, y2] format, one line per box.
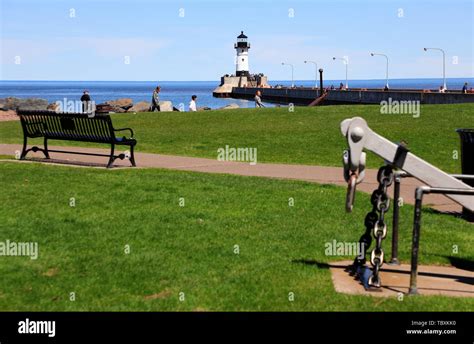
[462, 82, 468, 94]
[255, 90, 265, 108]
[150, 86, 161, 112]
[189, 95, 197, 112]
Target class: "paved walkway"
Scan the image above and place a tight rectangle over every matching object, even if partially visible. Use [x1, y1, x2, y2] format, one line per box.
[0, 143, 461, 212]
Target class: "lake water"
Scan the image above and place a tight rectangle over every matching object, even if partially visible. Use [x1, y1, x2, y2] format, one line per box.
[0, 78, 472, 109]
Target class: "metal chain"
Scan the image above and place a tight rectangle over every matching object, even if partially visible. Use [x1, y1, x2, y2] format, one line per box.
[368, 166, 393, 287]
[352, 165, 393, 288]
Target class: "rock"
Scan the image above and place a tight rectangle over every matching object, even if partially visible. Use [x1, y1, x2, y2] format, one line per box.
[0, 97, 48, 111]
[110, 107, 126, 113]
[47, 103, 60, 111]
[158, 101, 173, 112]
[0, 109, 19, 122]
[198, 106, 212, 111]
[105, 98, 133, 111]
[219, 103, 240, 110]
[128, 101, 150, 113]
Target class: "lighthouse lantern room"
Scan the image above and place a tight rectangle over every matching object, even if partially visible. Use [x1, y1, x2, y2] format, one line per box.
[234, 31, 250, 76]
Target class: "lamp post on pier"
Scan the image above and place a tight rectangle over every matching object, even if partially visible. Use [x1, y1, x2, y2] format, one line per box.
[423, 47, 447, 91]
[333, 56, 349, 89]
[370, 52, 389, 89]
[304, 60, 318, 89]
[281, 62, 295, 88]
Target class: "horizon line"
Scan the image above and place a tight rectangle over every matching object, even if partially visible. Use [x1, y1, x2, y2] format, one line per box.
[1, 77, 473, 83]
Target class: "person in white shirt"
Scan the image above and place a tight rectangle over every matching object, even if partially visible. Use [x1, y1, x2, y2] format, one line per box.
[189, 95, 197, 111]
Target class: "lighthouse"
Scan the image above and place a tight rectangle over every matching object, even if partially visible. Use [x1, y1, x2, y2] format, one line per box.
[235, 31, 250, 76]
[213, 31, 267, 97]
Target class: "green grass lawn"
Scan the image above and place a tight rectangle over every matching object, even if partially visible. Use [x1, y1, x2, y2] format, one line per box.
[0, 162, 472, 311]
[1, 104, 472, 173]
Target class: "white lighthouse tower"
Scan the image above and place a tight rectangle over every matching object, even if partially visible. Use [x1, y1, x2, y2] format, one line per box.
[213, 31, 267, 97]
[235, 31, 250, 76]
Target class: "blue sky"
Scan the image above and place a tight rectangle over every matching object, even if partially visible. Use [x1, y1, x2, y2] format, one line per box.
[1, 0, 472, 81]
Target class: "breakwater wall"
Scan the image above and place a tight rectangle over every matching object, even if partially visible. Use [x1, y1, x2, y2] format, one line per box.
[225, 88, 474, 105]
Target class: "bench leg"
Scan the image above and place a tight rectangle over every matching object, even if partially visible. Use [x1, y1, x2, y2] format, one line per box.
[107, 143, 115, 168]
[20, 136, 51, 160]
[43, 137, 51, 159]
[129, 145, 136, 167]
[20, 135, 28, 160]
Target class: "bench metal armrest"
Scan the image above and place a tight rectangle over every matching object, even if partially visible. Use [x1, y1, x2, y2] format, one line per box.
[114, 127, 134, 138]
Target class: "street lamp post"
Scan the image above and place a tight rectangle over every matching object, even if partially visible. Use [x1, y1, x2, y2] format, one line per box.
[281, 62, 294, 88]
[370, 52, 389, 89]
[304, 60, 318, 89]
[423, 47, 447, 90]
[333, 56, 348, 89]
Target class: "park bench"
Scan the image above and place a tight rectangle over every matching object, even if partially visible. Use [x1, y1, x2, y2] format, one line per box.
[18, 110, 137, 168]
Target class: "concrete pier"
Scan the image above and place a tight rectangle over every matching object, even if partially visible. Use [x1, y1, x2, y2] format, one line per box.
[222, 87, 474, 105]
[213, 75, 269, 98]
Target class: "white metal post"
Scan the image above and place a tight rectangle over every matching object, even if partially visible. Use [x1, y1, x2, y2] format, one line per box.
[424, 47, 447, 90]
[304, 60, 318, 88]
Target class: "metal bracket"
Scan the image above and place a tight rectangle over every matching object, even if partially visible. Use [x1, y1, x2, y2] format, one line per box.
[341, 117, 474, 212]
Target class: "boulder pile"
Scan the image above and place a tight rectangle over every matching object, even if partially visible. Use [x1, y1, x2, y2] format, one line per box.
[0, 97, 49, 111]
[0, 97, 241, 120]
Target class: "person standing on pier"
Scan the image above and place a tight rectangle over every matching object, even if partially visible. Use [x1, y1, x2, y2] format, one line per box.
[150, 86, 161, 112]
[255, 90, 265, 108]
